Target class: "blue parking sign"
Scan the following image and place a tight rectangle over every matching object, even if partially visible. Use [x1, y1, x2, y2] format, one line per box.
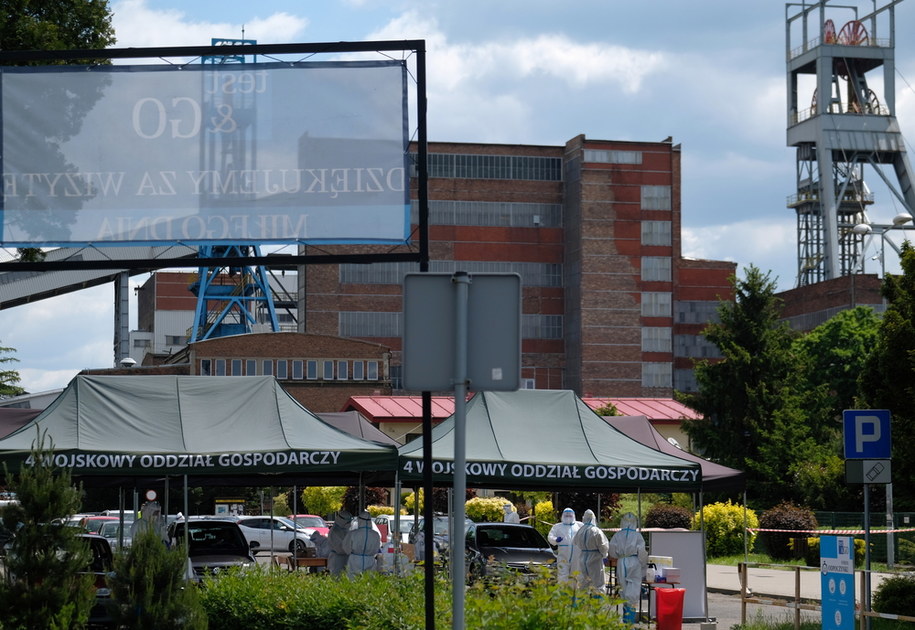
[843, 410, 891, 459]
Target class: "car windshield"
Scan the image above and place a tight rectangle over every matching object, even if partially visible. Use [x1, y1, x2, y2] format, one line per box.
[179, 523, 248, 556]
[98, 522, 126, 538]
[274, 516, 301, 530]
[473, 525, 548, 549]
[292, 516, 324, 528]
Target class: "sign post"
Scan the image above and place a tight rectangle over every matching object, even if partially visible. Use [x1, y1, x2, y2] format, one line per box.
[843, 409, 892, 630]
[403, 272, 521, 630]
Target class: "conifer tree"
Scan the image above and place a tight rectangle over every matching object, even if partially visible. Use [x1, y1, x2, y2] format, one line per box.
[0, 430, 95, 629]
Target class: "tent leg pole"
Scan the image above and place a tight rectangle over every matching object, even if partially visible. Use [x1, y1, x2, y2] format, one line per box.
[183, 475, 189, 556]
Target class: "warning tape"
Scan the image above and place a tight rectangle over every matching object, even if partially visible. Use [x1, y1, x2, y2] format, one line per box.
[747, 527, 915, 535]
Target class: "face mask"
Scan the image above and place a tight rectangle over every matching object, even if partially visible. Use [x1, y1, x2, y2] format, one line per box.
[562, 514, 574, 524]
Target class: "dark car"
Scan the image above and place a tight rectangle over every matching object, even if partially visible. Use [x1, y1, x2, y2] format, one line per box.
[464, 522, 555, 581]
[169, 520, 257, 580]
[408, 515, 474, 555]
[77, 533, 115, 629]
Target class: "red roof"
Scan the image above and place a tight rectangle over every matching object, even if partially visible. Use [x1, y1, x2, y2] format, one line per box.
[343, 394, 702, 423]
[582, 397, 702, 421]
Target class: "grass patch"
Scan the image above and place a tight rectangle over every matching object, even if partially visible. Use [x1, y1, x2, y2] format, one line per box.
[732, 610, 821, 630]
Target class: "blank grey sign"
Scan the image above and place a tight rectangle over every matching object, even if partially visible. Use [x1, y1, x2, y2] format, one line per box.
[402, 273, 521, 392]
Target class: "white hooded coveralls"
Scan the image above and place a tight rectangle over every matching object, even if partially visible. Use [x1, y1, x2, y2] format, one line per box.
[327, 510, 352, 575]
[571, 509, 609, 592]
[503, 504, 520, 524]
[342, 510, 381, 577]
[547, 507, 581, 584]
[607, 512, 648, 611]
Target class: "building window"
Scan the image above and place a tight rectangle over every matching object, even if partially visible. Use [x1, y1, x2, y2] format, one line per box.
[641, 257, 671, 282]
[276, 360, 288, 379]
[292, 360, 304, 380]
[341, 259, 562, 287]
[675, 300, 721, 325]
[583, 149, 642, 165]
[230, 359, 242, 376]
[337, 361, 348, 380]
[215, 359, 226, 376]
[418, 152, 562, 181]
[262, 360, 273, 376]
[641, 221, 671, 246]
[641, 327, 672, 353]
[246, 359, 257, 376]
[641, 185, 671, 210]
[133, 339, 151, 349]
[389, 364, 401, 389]
[642, 292, 672, 317]
[339, 312, 402, 338]
[165, 334, 185, 346]
[307, 360, 318, 380]
[522, 378, 536, 389]
[323, 361, 334, 380]
[367, 361, 379, 380]
[522, 314, 563, 339]
[200, 359, 211, 376]
[353, 361, 364, 380]
[641, 362, 672, 388]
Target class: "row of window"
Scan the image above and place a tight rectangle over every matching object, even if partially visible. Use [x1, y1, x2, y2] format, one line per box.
[412, 152, 564, 181]
[340, 260, 563, 287]
[410, 200, 563, 228]
[198, 358, 380, 381]
[337, 312, 564, 340]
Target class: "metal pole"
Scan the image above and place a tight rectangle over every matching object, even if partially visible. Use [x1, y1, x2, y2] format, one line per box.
[886, 483, 895, 569]
[451, 271, 470, 630]
[864, 483, 872, 630]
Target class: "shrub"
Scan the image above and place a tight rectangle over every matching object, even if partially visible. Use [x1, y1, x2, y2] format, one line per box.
[343, 486, 388, 514]
[644, 503, 692, 529]
[873, 574, 915, 616]
[531, 500, 554, 538]
[758, 502, 817, 561]
[693, 501, 758, 557]
[108, 529, 207, 629]
[800, 537, 866, 568]
[367, 504, 398, 516]
[300, 486, 346, 519]
[465, 497, 509, 522]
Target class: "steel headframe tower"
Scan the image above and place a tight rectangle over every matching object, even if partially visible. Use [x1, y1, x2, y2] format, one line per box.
[786, 0, 915, 287]
[188, 39, 280, 343]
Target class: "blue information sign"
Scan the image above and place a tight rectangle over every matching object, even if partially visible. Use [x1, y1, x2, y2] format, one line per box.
[843, 410, 891, 459]
[820, 535, 855, 630]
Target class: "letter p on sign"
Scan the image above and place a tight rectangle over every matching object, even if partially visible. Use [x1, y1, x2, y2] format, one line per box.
[843, 410, 891, 459]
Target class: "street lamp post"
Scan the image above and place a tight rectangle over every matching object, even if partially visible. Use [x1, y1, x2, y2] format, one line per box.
[851, 213, 915, 277]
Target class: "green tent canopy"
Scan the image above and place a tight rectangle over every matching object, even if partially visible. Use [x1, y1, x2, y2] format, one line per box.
[397, 389, 702, 492]
[0, 375, 397, 485]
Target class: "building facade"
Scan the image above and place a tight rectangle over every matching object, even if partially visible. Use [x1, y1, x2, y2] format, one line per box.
[131, 135, 736, 399]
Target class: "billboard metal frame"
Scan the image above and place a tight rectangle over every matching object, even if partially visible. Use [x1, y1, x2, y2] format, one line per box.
[0, 40, 429, 273]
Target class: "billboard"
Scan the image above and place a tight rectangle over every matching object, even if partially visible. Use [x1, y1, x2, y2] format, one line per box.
[1, 61, 410, 247]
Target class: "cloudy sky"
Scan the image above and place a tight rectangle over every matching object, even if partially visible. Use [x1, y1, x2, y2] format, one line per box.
[2, 0, 915, 394]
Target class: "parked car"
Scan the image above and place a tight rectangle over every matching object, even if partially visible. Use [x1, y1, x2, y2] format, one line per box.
[97, 521, 132, 551]
[169, 520, 256, 580]
[77, 533, 115, 629]
[80, 516, 118, 535]
[464, 522, 555, 581]
[234, 516, 315, 554]
[408, 515, 474, 554]
[289, 514, 329, 537]
[374, 514, 413, 544]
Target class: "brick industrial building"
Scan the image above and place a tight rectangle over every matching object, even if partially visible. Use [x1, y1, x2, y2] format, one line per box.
[129, 135, 737, 411]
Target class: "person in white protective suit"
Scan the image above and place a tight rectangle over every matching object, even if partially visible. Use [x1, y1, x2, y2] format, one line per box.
[310, 530, 331, 572]
[342, 509, 381, 577]
[571, 509, 609, 592]
[130, 501, 167, 544]
[502, 503, 520, 524]
[607, 511, 648, 622]
[547, 507, 582, 584]
[327, 510, 352, 575]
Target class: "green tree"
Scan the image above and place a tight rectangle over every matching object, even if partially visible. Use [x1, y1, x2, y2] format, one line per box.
[788, 306, 880, 510]
[682, 266, 807, 505]
[300, 486, 346, 518]
[858, 241, 915, 509]
[0, 341, 26, 398]
[107, 529, 207, 629]
[1, 0, 116, 259]
[0, 430, 95, 629]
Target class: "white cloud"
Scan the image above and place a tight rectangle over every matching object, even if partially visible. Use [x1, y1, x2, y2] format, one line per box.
[682, 218, 798, 291]
[110, 0, 308, 49]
